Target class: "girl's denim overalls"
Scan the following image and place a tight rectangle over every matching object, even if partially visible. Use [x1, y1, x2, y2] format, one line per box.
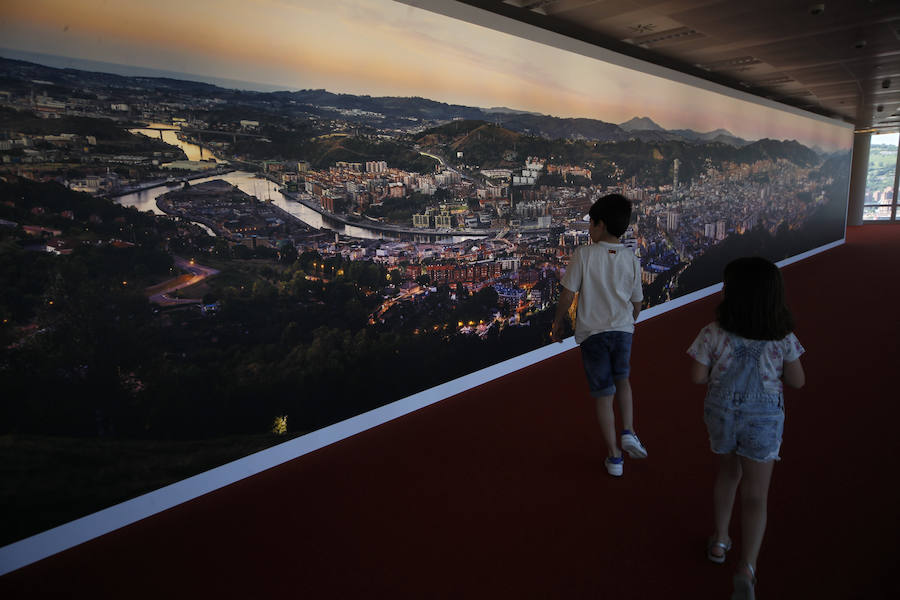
[704, 334, 785, 462]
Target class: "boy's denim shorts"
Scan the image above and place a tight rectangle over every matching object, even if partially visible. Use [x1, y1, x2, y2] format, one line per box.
[579, 331, 632, 397]
[703, 390, 784, 462]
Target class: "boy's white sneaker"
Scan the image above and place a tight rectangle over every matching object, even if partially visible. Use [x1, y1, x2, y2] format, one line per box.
[605, 455, 624, 477]
[621, 430, 648, 459]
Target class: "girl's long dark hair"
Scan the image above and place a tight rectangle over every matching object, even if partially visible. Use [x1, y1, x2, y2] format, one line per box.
[716, 257, 794, 340]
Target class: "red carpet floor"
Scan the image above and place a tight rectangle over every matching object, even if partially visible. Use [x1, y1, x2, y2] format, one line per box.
[3, 225, 899, 599]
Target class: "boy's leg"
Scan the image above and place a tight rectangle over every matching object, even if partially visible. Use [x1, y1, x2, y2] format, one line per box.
[594, 394, 621, 458]
[607, 333, 641, 444]
[580, 334, 619, 458]
[615, 376, 648, 458]
[737, 456, 775, 573]
[711, 453, 742, 558]
[614, 377, 633, 432]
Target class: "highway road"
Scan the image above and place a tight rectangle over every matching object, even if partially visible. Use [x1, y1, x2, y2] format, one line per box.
[147, 256, 220, 306]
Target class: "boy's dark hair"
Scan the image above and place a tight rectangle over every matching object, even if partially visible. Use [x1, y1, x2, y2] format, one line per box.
[716, 257, 794, 340]
[589, 194, 631, 237]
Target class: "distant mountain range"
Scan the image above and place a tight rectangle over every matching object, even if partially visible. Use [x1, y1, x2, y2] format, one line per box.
[283, 89, 749, 147]
[415, 118, 821, 173]
[483, 106, 542, 116]
[619, 116, 665, 131]
[231, 89, 761, 148]
[0, 54, 799, 151]
[619, 116, 747, 147]
[0, 48, 288, 92]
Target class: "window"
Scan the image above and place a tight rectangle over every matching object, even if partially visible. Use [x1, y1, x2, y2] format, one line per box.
[863, 132, 899, 222]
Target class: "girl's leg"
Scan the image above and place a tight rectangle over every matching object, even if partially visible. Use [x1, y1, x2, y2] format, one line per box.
[613, 377, 633, 432]
[711, 453, 742, 557]
[594, 395, 620, 457]
[737, 456, 776, 572]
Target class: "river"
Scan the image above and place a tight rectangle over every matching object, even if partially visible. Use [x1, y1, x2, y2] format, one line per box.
[130, 124, 227, 163]
[120, 128, 478, 242]
[115, 171, 405, 240]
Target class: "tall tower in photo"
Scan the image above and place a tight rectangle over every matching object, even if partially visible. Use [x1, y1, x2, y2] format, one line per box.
[673, 158, 680, 193]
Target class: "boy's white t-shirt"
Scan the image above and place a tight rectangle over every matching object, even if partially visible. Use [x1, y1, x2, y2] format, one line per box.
[560, 241, 643, 343]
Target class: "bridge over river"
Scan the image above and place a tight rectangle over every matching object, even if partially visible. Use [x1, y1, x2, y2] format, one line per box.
[135, 124, 268, 143]
[286, 191, 495, 240]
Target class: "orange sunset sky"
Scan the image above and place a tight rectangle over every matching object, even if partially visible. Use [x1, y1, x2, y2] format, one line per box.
[0, 0, 852, 151]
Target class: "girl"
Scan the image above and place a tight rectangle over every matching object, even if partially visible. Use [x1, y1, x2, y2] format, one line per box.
[687, 257, 805, 600]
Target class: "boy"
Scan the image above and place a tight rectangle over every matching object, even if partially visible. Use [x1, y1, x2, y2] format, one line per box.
[551, 194, 647, 477]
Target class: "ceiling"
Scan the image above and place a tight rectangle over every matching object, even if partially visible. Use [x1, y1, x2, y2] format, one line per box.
[459, 0, 900, 132]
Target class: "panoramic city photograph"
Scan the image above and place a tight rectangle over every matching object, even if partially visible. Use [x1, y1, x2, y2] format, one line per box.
[0, 0, 853, 544]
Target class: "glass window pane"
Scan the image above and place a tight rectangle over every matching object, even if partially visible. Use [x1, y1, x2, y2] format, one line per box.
[863, 205, 893, 220]
[865, 133, 898, 217]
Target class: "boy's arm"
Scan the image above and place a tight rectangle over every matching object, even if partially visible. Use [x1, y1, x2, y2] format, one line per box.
[551, 286, 576, 342]
[632, 301, 641, 323]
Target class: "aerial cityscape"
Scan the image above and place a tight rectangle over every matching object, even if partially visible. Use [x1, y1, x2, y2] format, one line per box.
[0, 0, 853, 546]
[0, 53, 851, 321]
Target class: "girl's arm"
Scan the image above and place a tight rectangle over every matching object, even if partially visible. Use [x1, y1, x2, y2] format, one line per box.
[690, 359, 709, 384]
[782, 358, 805, 388]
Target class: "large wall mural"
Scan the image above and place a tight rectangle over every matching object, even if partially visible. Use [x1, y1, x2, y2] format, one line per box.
[0, 0, 852, 548]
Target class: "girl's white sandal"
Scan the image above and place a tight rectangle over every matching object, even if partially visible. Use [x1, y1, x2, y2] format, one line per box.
[706, 537, 732, 564]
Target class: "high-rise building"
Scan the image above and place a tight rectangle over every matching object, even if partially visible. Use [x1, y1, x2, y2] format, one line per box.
[673, 158, 680, 191]
[666, 210, 679, 231]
